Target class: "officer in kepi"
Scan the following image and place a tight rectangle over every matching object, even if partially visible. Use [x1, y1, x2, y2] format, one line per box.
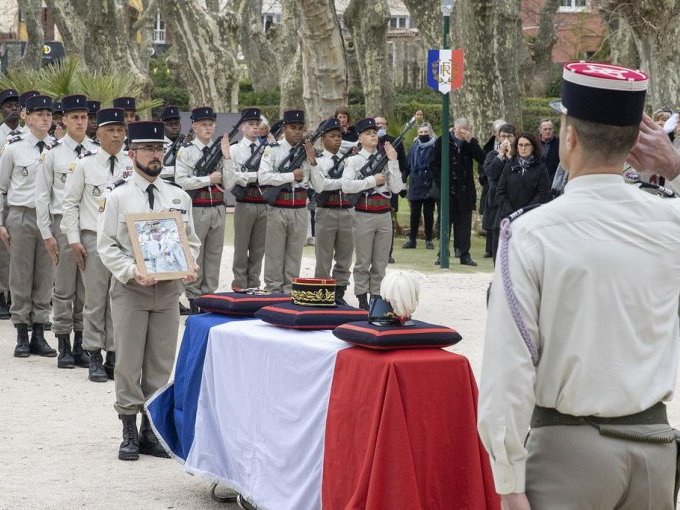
[478, 62, 680, 510]
[97, 120, 200, 461]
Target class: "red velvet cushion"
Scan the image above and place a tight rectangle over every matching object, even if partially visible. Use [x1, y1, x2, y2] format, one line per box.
[255, 302, 368, 330]
[195, 292, 290, 317]
[332, 320, 462, 350]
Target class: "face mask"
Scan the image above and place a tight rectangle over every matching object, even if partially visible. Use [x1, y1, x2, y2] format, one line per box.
[377, 128, 386, 138]
[418, 135, 430, 143]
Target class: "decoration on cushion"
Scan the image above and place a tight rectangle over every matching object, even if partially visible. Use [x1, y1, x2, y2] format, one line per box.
[255, 302, 368, 330]
[291, 278, 336, 307]
[195, 291, 290, 317]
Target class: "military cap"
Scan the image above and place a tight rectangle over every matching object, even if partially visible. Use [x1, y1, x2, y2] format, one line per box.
[550, 62, 648, 127]
[19, 90, 40, 107]
[61, 95, 88, 113]
[319, 117, 342, 135]
[190, 106, 216, 122]
[113, 96, 136, 111]
[52, 101, 64, 114]
[0, 89, 19, 106]
[283, 109, 305, 125]
[25, 95, 53, 113]
[128, 121, 165, 144]
[161, 105, 180, 121]
[87, 100, 101, 115]
[240, 107, 261, 123]
[97, 107, 125, 127]
[355, 117, 377, 134]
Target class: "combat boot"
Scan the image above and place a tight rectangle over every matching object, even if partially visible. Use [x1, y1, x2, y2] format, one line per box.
[0, 292, 10, 320]
[356, 294, 369, 311]
[13, 324, 30, 358]
[118, 414, 139, 461]
[189, 299, 201, 315]
[139, 412, 169, 458]
[335, 285, 349, 307]
[72, 331, 89, 368]
[29, 323, 56, 357]
[56, 334, 75, 369]
[87, 350, 108, 382]
[104, 351, 115, 380]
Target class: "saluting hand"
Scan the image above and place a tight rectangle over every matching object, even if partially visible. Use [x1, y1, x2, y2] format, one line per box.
[627, 113, 680, 181]
[220, 135, 231, 160]
[0, 226, 10, 250]
[384, 142, 398, 161]
[44, 237, 59, 266]
[70, 242, 87, 271]
[133, 266, 157, 287]
[304, 140, 317, 165]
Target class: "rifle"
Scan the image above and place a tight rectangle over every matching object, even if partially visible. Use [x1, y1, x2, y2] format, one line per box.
[314, 143, 361, 206]
[261, 124, 326, 205]
[231, 120, 285, 200]
[162, 133, 186, 168]
[193, 122, 243, 177]
[344, 116, 416, 206]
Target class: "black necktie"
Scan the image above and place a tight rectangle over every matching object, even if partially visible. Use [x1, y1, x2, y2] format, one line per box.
[202, 146, 209, 155]
[332, 155, 339, 165]
[146, 184, 156, 210]
[249, 143, 256, 155]
[109, 155, 116, 175]
[37, 141, 46, 153]
[75, 144, 83, 156]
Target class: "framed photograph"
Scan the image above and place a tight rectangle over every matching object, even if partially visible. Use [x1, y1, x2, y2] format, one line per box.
[126, 211, 194, 281]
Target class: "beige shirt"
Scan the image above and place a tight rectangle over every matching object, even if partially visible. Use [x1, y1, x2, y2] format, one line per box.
[35, 135, 98, 239]
[175, 139, 223, 191]
[258, 138, 310, 189]
[97, 171, 200, 284]
[224, 136, 261, 190]
[478, 174, 680, 495]
[310, 149, 344, 193]
[61, 147, 133, 244]
[341, 148, 403, 195]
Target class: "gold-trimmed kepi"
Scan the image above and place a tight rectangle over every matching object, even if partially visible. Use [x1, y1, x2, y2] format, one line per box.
[291, 278, 336, 307]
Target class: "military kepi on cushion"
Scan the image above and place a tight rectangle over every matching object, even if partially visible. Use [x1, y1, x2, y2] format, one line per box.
[25, 95, 53, 113]
[291, 278, 336, 307]
[190, 106, 216, 122]
[194, 291, 290, 317]
[549, 62, 648, 126]
[128, 121, 165, 144]
[97, 108, 125, 126]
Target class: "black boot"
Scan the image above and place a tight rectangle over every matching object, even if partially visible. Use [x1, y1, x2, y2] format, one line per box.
[139, 412, 170, 458]
[72, 331, 89, 368]
[118, 414, 139, 461]
[179, 302, 191, 315]
[335, 286, 349, 307]
[0, 292, 10, 320]
[357, 294, 369, 311]
[29, 324, 56, 357]
[189, 299, 201, 315]
[104, 351, 115, 380]
[87, 350, 108, 382]
[13, 324, 30, 358]
[57, 335, 75, 369]
[402, 239, 416, 249]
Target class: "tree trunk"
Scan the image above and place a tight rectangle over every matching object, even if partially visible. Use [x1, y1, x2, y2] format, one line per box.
[16, 0, 44, 70]
[278, 0, 304, 112]
[44, 0, 86, 62]
[234, 0, 280, 92]
[297, 0, 348, 127]
[159, 1, 240, 112]
[401, 0, 440, 50]
[492, 0, 523, 126]
[522, 0, 561, 96]
[344, 0, 394, 118]
[598, 4, 639, 68]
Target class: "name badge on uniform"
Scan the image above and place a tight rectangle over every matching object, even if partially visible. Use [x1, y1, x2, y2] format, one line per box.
[20, 167, 28, 176]
[169, 207, 187, 214]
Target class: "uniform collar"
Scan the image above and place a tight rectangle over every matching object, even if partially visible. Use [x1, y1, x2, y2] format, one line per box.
[322, 149, 339, 158]
[24, 131, 50, 146]
[62, 134, 85, 150]
[97, 146, 125, 162]
[193, 138, 210, 150]
[359, 148, 377, 158]
[564, 173, 624, 193]
[279, 138, 293, 151]
[131, 169, 159, 191]
[240, 136, 258, 148]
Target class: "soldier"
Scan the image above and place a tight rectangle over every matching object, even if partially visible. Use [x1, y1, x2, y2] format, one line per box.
[0, 95, 56, 357]
[113, 97, 137, 151]
[223, 107, 267, 290]
[35, 94, 97, 369]
[86, 100, 100, 140]
[17, 91, 40, 133]
[62, 108, 133, 382]
[97, 121, 200, 461]
[160, 105, 183, 184]
[341, 118, 402, 310]
[310, 118, 354, 305]
[258, 109, 314, 294]
[175, 107, 225, 313]
[50, 101, 64, 138]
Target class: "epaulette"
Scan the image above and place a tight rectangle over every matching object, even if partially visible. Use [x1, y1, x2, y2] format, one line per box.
[506, 203, 542, 222]
[229, 140, 238, 146]
[181, 141, 193, 148]
[163, 180, 182, 189]
[89, 138, 100, 146]
[268, 142, 279, 147]
[78, 148, 98, 159]
[7, 134, 23, 144]
[314, 149, 323, 157]
[109, 179, 128, 191]
[47, 139, 61, 150]
[8, 129, 21, 137]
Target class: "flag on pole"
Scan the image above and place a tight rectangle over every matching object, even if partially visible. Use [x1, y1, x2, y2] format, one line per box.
[427, 49, 464, 94]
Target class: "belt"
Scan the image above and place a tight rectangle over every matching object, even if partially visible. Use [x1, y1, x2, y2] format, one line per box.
[355, 193, 391, 213]
[273, 188, 307, 209]
[236, 184, 266, 204]
[531, 402, 669, 428]
[189, 185, 224, 207]
[318, 190, 351, 209]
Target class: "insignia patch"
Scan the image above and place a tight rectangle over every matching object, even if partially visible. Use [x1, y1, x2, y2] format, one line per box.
[68, 161, 77, 173]
[172, 198, 181, 204]
[98, 197, 106, 212]
[39, 152, 46, 162]
[263, 147, 271, 157]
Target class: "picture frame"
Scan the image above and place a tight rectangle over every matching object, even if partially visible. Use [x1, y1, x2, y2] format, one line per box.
[126, 211, 194, 281]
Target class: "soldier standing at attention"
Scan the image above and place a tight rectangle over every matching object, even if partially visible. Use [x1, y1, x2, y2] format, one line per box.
[0, 95, 56, 357]
[223, 107, 267, 291]
[478, 62, 680, 510]
[160, 105, 183, 184]
[258, 110, 313, 294]
[113, 97, 137, 152]
[17, 91, 40, 134]
[62, 108, 133, 382]
[175, 107, 225, 313]
[86, 100, 100, 140]
[97, 121, 200, 461]
[341, 118, 402, 310]
[36, 94, 97, 368]
[310, 118, 354, 305]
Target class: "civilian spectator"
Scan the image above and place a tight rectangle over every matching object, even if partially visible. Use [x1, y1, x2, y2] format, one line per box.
[480, 119, 507, 256]
[539, 118, 560, 181]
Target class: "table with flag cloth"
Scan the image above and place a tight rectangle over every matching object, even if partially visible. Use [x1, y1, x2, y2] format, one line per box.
[147, 313, 499, 510]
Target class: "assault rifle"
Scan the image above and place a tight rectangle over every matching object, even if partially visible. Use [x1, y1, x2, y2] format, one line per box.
[193, 122, 243, 178]
[162, 133, 186, 168]
[261, 124, 326, 205]
[344, 116, 416, 207]
[231, 120, 285, 200]
[314, 143, 361, 205]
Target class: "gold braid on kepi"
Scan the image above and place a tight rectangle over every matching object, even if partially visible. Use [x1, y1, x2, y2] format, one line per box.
[291, 278, 337, 307]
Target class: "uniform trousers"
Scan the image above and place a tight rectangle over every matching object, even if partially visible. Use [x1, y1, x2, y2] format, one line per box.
[186, 205, 225, 300]
[52, 215, 84, 335]
[110, 278, 181, 415]
[6, 206, 52, 324]
[314, 207, 354, 286]
[0, 237, 9, 293]
[81, 230, 114, 351]
[526, 424, 677, 510]
[264, 206, 308, 294]
[352, 210, 391, 296]
[231, 201, 267, 290]
[451, 207, 473, 258]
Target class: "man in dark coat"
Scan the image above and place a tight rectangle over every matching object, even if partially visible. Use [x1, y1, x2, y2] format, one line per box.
[539, 119, 560, 181]
[430, 117, 485, 266]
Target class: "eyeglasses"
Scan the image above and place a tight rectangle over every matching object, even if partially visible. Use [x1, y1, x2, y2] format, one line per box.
[517, 143, 532, 148]
[135, 146, 165, 154]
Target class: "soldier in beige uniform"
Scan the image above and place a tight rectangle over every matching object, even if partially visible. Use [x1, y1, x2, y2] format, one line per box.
[0, 95, 56, 357]
[175, 107, 225, 313]
[98, 121, 200, 461]
[341, 118, 402, 310]
[223, 107, 267, 290]
[310, 118, 354, 305]
[35, 94, 97, 369]
[62, 108, 133, 382]
[258, 109, 314, 294]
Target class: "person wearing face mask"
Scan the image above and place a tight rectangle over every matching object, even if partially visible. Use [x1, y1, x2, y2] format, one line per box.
[97, 121, 200, 461]
[402, 123, 437, 250]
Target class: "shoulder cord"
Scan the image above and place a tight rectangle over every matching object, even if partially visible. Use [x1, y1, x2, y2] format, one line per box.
[499, 217, 539, 366]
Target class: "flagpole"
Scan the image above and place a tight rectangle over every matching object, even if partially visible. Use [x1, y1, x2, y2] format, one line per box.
[440, 0, 453, 269]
